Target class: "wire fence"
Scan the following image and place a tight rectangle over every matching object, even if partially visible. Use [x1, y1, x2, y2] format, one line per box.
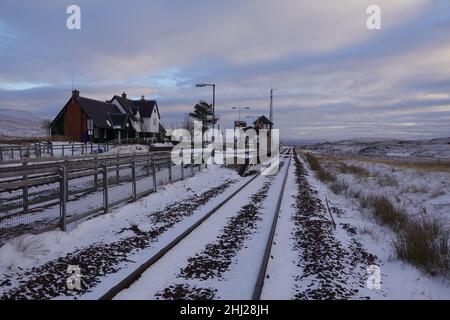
[0, 142, 110, 163]
[0, 152, 205, 245]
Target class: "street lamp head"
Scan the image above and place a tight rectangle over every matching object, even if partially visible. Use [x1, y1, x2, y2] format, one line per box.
[196, 83, 214, 87]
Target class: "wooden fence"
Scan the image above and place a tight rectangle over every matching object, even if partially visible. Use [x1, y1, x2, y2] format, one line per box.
[0, 151, 204, 244]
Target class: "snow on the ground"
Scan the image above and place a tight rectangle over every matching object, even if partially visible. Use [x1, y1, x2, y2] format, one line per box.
[0, 162, 194, 245]
[0, 109, 45, 138]
[106, 144, 149, 154]
[300, 154, 450, 299]
[151, 142, 173, 147]
[115, 157, 290, 300]
[305, 137, 450, 160]
[261, 159, 298, 300]
[0, 165, 240, 280]
[320, 156, 450, 224]
[0, 142, 106, 162]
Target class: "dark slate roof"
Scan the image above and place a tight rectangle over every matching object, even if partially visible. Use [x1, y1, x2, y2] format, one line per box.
[108, 113, 129, 129]
[111, 95, 159, 119]
[111, 96, 133, 113]
[76, 96, 121, 129]
[159, 124, 166, 135]
[253, 115, 273, 125]
[134, 100, 158, 117]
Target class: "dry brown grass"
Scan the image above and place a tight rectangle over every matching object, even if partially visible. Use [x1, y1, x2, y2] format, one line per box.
[394, 214, 450, 277]
[371, 196, 408, 228]
[377, 175, 399, 187]
[304, 152, 336, 182]
[338, 163, 370, 178]
[329, 181, 349, 194]
[308, 152, 450, 173]
[358, 195, 450, 278]
[298, 148, 450, 279]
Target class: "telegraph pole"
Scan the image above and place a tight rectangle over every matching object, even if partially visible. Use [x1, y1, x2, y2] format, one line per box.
[269, 89, 274, 123]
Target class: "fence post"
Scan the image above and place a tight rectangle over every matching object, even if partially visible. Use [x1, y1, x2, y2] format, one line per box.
[51, 144, 54, 158]
[103, 162, 109, 213]
[11, 146, 14, 159]
[59, 165, 67, 231]
[72, 143, 74, 156]
[152, 159, 157, 192]
[94, 155, 98, 190]
[116, 154, 120, 185]
[147, 153, 150, 176]
[62, 145, 65, 157]
[0, 147, 3, 162]
[19, 146, 23, 160]
[168, 159, 172, 183]
[181, 163, 184, 181]
[23, 159, 28, 214]
[91, 143, 93, 154]
[131, 158, 137, 200]
[64, 160, 69, 201]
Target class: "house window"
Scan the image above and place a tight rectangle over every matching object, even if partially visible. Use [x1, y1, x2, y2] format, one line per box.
[104, 130, 107, 139]
[87, 119, 94, 136]
[153, 117, 157, 126]
[94, 128, 99, 139]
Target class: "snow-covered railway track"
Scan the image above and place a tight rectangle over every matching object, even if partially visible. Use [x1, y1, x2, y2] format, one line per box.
[100, 148, 292, 300]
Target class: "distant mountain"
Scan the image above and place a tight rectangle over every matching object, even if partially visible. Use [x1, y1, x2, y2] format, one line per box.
[338, 137, 399, 144]
[0, 108, 39, 118]
[281, 138, 323, 145]
[0, 108, 46, 138]
[305, 137, 450, 160]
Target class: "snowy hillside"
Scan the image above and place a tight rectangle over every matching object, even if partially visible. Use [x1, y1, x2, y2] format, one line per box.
[304, 137, 450, 160]
[0, 108, 46, 138]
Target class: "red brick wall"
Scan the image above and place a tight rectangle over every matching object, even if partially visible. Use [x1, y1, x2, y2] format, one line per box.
[63, 99, 86, 141]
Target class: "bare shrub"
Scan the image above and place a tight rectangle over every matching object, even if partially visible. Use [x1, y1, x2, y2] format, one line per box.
[362, 196, 450, 279]
[405, 185, 429, 194]
[304, 153, 336, 183]
[394, 214, 450, 278]
[304, 152, 321, 171]
[10, 235, 48, 257]
[359, 225, 376, 237]
[330, 181, 349, 194]
[377, 175, 399, 187]
[372, 196, 407, 228]
[338, 163, 370, 178]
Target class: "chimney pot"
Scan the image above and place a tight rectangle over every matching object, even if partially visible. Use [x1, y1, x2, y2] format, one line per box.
[72, 89, 80, 98]
[141, 95, 145, 100]
[122, 92, 127, 99]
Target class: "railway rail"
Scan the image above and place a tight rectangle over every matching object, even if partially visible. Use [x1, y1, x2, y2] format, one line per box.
[99, 147, 292, 300]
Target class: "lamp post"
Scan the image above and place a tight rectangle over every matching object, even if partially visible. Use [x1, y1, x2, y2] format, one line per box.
[270, 88, 277, 124]
[231, 107, 250, 122]
[196, 83, 216, 131]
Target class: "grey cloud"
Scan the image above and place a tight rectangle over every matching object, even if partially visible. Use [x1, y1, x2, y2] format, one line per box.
[1, 0, 450, 140]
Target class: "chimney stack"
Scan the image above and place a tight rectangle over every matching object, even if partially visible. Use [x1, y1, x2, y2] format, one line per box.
[122, 91, 127, 99]
[72, 89, 80, 98]
[141, 95, 145, 101]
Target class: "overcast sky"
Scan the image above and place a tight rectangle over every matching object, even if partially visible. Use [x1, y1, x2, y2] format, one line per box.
[1, 0, 450, 141]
